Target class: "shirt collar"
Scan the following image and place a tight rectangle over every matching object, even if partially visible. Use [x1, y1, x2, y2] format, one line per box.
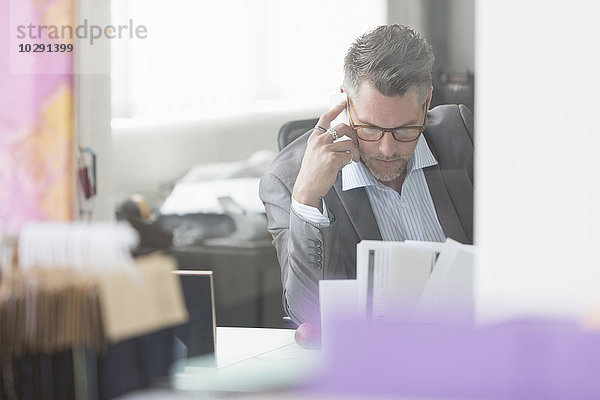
[341, 135, 438, 191]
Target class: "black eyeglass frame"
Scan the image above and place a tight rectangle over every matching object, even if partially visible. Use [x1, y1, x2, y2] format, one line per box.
[347, 100, 428, 143]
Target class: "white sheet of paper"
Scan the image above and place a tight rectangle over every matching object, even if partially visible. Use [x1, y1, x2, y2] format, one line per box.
[356, 240, 436, 323]
[415, 238, 475, 323]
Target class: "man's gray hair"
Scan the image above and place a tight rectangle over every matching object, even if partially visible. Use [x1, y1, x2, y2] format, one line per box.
[343, 24, 435, 104]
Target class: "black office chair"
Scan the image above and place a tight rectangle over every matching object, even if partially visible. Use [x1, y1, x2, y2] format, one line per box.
[277, 118, 319, 151]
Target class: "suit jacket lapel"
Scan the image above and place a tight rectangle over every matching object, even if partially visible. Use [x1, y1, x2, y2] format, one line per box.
[424, 164, 469, 243]
[333, 175, 382, 241]
[333, 165, 468, 243]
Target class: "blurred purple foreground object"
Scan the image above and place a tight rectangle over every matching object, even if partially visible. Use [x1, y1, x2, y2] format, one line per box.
[306, 319, 600, 399]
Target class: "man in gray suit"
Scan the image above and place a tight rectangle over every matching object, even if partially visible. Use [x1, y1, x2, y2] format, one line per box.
[259, 25, 473, 324]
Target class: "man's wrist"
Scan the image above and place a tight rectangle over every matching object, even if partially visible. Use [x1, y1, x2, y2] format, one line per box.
[291, 197, 331, 227]
[292, 190, 322, 212]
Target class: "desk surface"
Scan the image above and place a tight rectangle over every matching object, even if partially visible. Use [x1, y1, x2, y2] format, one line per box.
[214, 327, 296, 367]
[173, 327, 319, 392]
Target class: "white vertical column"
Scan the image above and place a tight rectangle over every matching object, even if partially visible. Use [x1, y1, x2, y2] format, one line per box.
[75, 0, 113, 220]
[475, 0, 600, 323]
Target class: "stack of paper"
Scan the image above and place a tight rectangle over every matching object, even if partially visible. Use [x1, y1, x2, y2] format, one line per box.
[319, 238, 476, 346]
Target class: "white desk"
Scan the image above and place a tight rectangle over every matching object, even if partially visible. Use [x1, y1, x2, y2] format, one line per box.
[214, 327, 297, 366]
[173, 327, 320, 392]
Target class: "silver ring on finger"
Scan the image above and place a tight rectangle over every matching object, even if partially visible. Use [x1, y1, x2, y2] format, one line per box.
[326, 127, 339, 141]
[315, 125, 327, 133]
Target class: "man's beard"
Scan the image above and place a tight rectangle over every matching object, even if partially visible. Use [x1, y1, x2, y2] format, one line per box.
[360, 150, 412, 182]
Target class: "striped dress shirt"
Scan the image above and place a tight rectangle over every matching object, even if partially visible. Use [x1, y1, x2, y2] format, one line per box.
[292, 135, 446, 242]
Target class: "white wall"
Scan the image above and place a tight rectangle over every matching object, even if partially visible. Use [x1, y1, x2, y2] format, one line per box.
[475, 0, 600, 324]
[111, 106, 323, 205]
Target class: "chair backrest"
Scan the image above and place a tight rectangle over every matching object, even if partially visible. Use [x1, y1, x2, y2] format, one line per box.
[277, 118, 319, 151]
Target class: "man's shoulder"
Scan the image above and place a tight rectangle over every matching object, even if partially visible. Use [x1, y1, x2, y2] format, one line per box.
[261, 130, 311, 190]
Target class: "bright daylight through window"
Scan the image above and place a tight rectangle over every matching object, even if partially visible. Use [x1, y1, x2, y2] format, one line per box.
[110, 0, 386, 121]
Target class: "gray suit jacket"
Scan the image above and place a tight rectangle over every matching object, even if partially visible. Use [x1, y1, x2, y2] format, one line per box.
[259, 104, 474, 324]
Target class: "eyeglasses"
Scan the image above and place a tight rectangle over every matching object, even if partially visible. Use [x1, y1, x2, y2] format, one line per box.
[348, 100, 427, 142]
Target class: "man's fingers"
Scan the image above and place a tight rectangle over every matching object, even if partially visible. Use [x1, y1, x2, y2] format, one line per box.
[316, 122, 357, 145]
[314, 123, 361, 163]
[330, 150, 355, 170]
[316, 100, 347, 132]
[331, 123, 354, 137]
[326, 140, 361, 163]
[332, 123, 359, 146]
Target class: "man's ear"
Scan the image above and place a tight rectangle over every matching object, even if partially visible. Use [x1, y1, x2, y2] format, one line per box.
[340, 86, 344, 93]
[426, 87, 433, 110]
